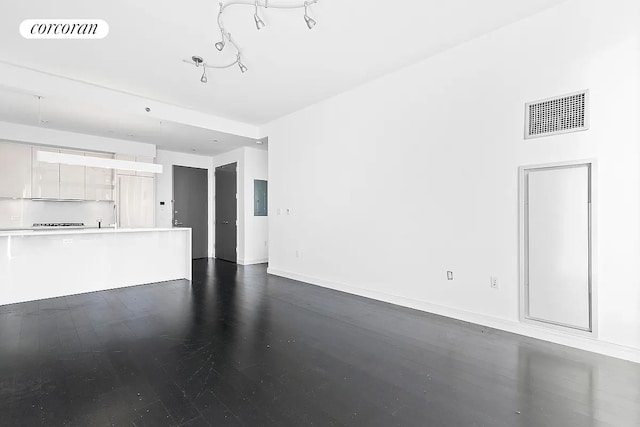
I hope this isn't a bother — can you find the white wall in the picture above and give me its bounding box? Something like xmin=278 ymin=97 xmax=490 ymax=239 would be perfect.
xmin=264 ymin=0 xmax=640 ymax=361
xmin=156 ymin=150 xmax=214 ymax=257
xmin=244 ymin=148 xmax=269 ymax=264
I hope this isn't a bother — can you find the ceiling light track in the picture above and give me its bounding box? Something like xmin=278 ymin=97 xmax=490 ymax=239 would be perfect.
xmin=184 ymin=0 xmax=320 ymax=83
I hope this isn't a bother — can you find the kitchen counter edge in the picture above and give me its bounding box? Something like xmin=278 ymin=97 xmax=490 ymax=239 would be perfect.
xmin=0 ymin=227 xmax=191 ymax=237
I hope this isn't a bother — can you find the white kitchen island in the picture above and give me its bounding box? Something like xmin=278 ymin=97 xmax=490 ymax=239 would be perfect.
xmin=0 ymin=227 xmax=191 ymax=306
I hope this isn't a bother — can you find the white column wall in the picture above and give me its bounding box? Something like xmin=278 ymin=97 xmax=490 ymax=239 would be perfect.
xmin=243 ymin=148 xmax=269 ymax=264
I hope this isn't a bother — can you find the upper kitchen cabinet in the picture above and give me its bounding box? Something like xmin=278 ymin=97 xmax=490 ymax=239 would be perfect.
xmin=0 ymin=142 xmax=32 ymax=198
xmin=32 ymin=147 xmax=60 ymax=199
xmin=59 ymin=149 xmax=85 ymax=200
xmin=85 ymin=152 xmax=115 ymax=201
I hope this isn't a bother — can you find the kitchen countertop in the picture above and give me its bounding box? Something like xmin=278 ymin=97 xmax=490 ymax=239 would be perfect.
xmin=0 ymin=227 xmax=190 ymax=237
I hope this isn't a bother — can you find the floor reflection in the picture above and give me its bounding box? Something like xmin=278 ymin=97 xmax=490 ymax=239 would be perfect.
xmin=0 ymin=258 xmax=638 ymax=426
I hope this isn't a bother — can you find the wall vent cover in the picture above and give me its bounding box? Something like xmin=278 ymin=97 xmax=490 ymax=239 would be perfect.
xmin=525 ymin=90 xmax=589 ymax=139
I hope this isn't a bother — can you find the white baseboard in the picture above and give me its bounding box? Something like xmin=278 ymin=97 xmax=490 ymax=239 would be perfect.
xmin=267 ymin=267 xmax=640 ymax=364
xmin=240 ymin=258 xmax=269 ymax=266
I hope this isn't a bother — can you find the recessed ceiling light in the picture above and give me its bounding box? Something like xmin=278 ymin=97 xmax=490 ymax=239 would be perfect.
xmin=213 ymin=139 xmax=219 ymax=143
xmin=145 ymin=107 xmax=151 ymax=112
xmin=40 ymin=120 xmax=48 ymax=124
xmin=192 ymin=148 xmax=197 ymax=152
xmin=127 ymin=133 xmax=134 ymax=137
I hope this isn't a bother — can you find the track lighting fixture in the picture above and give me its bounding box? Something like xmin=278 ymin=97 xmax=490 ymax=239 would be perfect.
xmin=254 ymin=1 xmax=266 ymax=30
xmin=304 ymin=2 xmax=316 ymax=29
xmin=215 ymin=18 xmax=226 ymax=51
xmin=238 ymin=56 xmax=248 ymax=73
xmin=254 ymin=13 xmax=266 ymax=30
xmin=183 ymin=0 xmax=321 ymax=82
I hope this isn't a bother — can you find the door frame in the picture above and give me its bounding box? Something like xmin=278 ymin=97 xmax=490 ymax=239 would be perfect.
xmin=214 ymin=162 xmax=238 ymax=263
xmin=518 ymin=159 xmax=598 ymax=337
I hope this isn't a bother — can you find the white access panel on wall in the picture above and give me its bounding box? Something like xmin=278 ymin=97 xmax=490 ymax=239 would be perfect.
xmin=520 ymin=162 xmax=593 ymax=333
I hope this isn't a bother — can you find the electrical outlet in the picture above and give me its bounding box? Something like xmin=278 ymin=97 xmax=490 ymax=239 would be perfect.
xmin=490 ymin=276 xmax=499 ymax=289
xmin=295 ymin=249 xmax=300 ymax=258
xmin=277 ymin=208 xmax=282 ymax=215
xmin=286 ymin=208 xmax=292 ymax=215
xmin=447 ymin=271 xmax=453 ymax=280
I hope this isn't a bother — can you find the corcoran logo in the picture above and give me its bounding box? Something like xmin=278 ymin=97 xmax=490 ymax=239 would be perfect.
xmin=20 ymin=19 xmax=109 ymax=39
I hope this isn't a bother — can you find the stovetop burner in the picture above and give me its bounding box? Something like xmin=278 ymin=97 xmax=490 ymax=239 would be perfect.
xmin=33 ymin=223 xmax=85 ymax=228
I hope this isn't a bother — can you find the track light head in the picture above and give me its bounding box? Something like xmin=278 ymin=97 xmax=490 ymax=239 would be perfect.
xmin=215 ymin=40 xmax=225 ymax=51
xmin=191 ymin=56 xmax=204 ymax=67
xmin=254 ymin=13 xmax=265 ymax=30
xmin=304 ymin=14 xmax=316 ymax=29
xmin=303 ymin=2 xmax=316 ymax=29
xmin=200 ymin=68 xmax=208 ymax=83
xmin=254 ymin=0 xmax=265 ymax=30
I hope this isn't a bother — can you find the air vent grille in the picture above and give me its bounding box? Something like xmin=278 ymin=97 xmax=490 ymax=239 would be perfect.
xmin=525 ymin=90 xmax=589 ymax=139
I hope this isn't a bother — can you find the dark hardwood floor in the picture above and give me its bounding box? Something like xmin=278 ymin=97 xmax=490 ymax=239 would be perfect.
xmin=0 ymin=259 xmax=639 ymax=426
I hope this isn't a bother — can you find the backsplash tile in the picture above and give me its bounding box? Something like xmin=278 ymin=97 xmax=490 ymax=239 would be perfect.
xmin=0 ymin=199 xmax=115 ymax=229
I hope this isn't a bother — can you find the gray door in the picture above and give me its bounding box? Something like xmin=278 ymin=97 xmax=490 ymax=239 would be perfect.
xmin=215 ymin=163 xmax=237 ymax=263
xmin=173 ymin=165 xmax=208 ymax=259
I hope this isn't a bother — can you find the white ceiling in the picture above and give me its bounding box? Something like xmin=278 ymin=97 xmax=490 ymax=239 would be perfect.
xmin=0 ymin=86 xmax=265 ymax=156
xmin=0 ymin=0 xmax=566 ymax=126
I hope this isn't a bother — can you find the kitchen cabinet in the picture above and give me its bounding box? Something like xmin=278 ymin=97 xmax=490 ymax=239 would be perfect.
xmin=3 ymin=144 xmax=119 ymax=201
xmin=32 ymin=147 xmax=60 ymax=199
xmin=85 ymin=152 xmax=114 ymax=201
xmin=117 ymin=175 xmax=155 ymax=228
xmin=0 ymin=142 xmax=32 ymax=198
xmin=59 ymin=149 xmax=85 ymax=200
